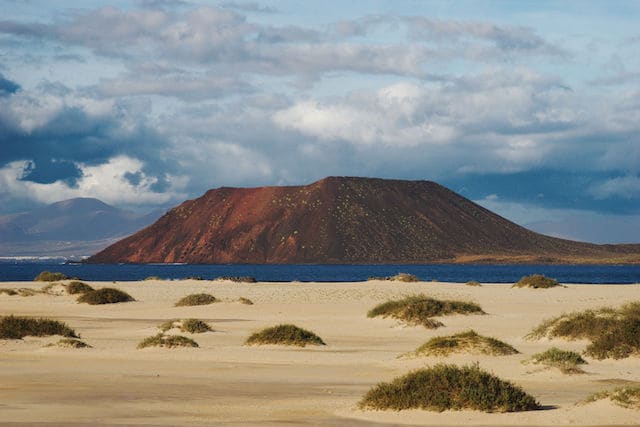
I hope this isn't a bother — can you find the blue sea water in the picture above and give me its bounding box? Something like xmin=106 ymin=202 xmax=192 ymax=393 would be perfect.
xmin=0 ymin=262 xmax=639 ymax=284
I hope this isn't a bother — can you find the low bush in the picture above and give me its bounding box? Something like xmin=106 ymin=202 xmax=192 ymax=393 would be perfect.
xmin=0 ymin=315 xmax=78 ymax=339
xmin=137 ymin=333 xmax=199 ymax=349
xmin=181 ymin=319 xmax=212 ymax=333
xmin=368 ymin=273 xmax=420 ymax=282
xmin=144 ymin=276 xmax=163 ymax=281
xmin=53 ymin=338 xmax=92 ymax=348
xmin=586 ymin=385 xmax=640 ymax=409
xmin=238 ymin=297 xmax=254 ymax=305
xmin=0 ymin=288 xmax=38 ymax=297
xmin=66 ymin=281 xmax=94 ymax=295
xmin=359 ymin=363 xmax=540 ymax=412
xmin=367 ymin=294 xmax=484 ymax=328
xmin=528 ymin=347 xmax=587 ymax=374
xmin=0 ymin=288 xmax=18 ymax=296
xmin=174 ymin=293 xmax=217 ymax=307
xmin=527 ymin=302 xmax=640 ymax=359
xmin=465 ymin=281 xmax=482 ymax=287
xmin=513 ymin=274 xmax=562 ymax=289
xmin=216 ymin=276 xmax=257 ymax=283
xmin=34 ymin=271 xmax=70 ymax=281
xmin=414 ymin=330 xmax=519 ymax=356
xmin=245 ymin=324 xmax=326 ymax=347
xmin=77 ymin=288 xmax=135 ymax=305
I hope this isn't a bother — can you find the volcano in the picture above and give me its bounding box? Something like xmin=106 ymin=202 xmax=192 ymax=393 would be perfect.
xmin=86 ymin=177 xmax=640 ymax=264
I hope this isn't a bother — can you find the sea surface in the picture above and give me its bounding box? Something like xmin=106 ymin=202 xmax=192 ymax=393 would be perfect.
xmin=0 ymin=261 xmax=639 ymax=284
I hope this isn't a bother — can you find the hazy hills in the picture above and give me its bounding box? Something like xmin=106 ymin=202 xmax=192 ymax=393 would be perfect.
xmin=87 ymin=177 xmax=640 ymax=264
xmin=0 ymin=198 xmax=162 ymax=257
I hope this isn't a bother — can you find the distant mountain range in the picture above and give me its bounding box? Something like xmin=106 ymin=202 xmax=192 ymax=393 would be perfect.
xmin=87 ymin=177 xmax=640 ymax=264
xmin=0 ymin=198 xmax=162 ymax=257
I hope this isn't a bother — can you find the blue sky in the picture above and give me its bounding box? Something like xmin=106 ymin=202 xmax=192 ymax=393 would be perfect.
xmin=0 ymin=0 xmax=639 ymax=243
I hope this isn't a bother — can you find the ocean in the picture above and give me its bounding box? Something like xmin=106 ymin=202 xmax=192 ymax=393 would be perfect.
xmin=0 ymin=262 xmax=639 ymax=284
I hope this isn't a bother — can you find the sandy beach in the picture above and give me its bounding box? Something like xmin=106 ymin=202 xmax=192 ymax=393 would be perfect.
xmin=1 ymin=279 xmax=639 ymax=426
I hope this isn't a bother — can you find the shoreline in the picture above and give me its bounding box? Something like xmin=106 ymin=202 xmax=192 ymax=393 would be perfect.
xmin=1 ymin=280 xmax=639 ymax=425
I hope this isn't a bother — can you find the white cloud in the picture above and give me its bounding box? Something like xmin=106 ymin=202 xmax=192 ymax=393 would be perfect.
xmin=590 ymin=175 xmax=640 ymax=199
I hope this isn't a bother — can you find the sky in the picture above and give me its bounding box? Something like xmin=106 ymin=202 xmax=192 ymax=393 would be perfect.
xmin=0 ymin=0 xmax=639 ymax=243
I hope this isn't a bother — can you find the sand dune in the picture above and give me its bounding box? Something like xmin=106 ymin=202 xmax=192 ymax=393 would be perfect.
xmin=1 ymin=279 xmax=639 ymax=426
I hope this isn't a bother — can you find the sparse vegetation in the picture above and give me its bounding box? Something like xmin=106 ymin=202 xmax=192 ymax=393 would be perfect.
xmin=40 ymin=282 xmax=66 ymax=295
xmin=174 ymin=293 xmax=217 ymax=307
xmin=527 ymin=302 xmax=640 ymax=359
xmin=184 ymin=276 xmax=203 ymax=280
xmin=466 ymin=280 xmax=482 ymax=287
xmin=216 ymin=276 xmax=257 ymax=283
xmin=66 ymin=281 xmax=94 ymax=295
xmin=413 ymin=330 xmax=519 ymax=356
xmin=359 ymin=363 xmax=540 ymax=412
xmin=144 ymin=276 xmax=163 ymax=281
xmin=77 ymin=288 xmax=135 ymax=305
xmin=368 ymin=273 xmax=420 ymax=282
xmin=34 ymin=271 xmax=70 ymax=281
xmin=585 ymin=385 xmax=640 ymax=409
xmin=0 ymin=288 xmax=18 ymax=296
xmin=245 ymin=324 xmax=326 ymax=347
xmin=0 ymin=287 xmax=38 ymax=297
xmin=238 ymin=297 xmax=254 ymax=305
xmin=137 ymin=333 xmax=199 ymax=349
xmin=513 ymin=274 xmax=562 ymax=289
xmin=159 ymin=318 xmax=212 ymax=333
xmin=528 ymin=347 xmax=587 ymax=374
xmin=0 ymin=315 xmax=78 ymax=339
xmin=53 ymin=338 xmax=92 ymax=348
xmin=367 ymin=294 xmax=484 ymax=328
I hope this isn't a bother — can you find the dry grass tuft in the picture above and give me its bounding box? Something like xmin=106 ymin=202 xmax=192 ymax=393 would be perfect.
xmin=52 ymin=338 xmax=92 ymax=348
xmin=585 ymin=385 xmax=640 ymax=409
xmin=527 ymin=302 xmax=640 ymax=359
xmin=174 ymin=293 xmax=217 ymax=307
xmin=528 ymin=347 xmax=587 ymax=374
xmin=369 ymin=273 xmax=420 ymax=282
xmin=359 ymin=363 xmax=540 ymax=412
xmin=77 ymin=288 xmax=135 ymax=305
xmin=216 ymin=276 xmax=257 ymax=283
xmin=245 ymin=324 xmax=326 ymax=347
xmin=465 ymin=280 xmax=482 ymax=287
xmin=238 ymin=297 xmax=254 ymax=305
xmin=159 ymin=319 xmax=212 ymax=333
xmin=414 ymin=330 xmax=519 ymax=356
xmin=137 ymin=333 xmax=199 ymax=349
xmin=66 ymin=281 xmax=94 ymax=295
xmin=367 ymin=294 xmax=484 ymax=328
xmin=0 ymin=315 xmax=78 ymax=339
xmin=513 ymin=274 xmax=563 ymax=289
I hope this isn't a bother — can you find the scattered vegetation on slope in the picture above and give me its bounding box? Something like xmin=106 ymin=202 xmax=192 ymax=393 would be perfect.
xmin=413 ymin=330 xmax=519 ymax=357
xmin=527 ymin=302 xmax=640 ymax=359
xmin=359 ymin=363 xmax=540 ymax=412
xmin=0 ymin=288 xmax=38 ymax=297
xmin=77 ymin=288 xmax=135 ymax=305
xmin=34 ymin=271 xmax=71 ymax=281
xmin=65 ymin=281 xmax=94 ymax=295
xmin=585 ymin=385 xmax=640 ymax=409
xmin=238 ymin=297 xmax=254 ymax=305
xmin=528 ymin=347 xmax=587 ymax=374
xmin=513 ymin=274 xmax=562 ymax=289
xmin=245 ymin=324 xmax=326 ymax=347
xmin=137 ymin=333 xmax=199 ymax=349
xmin=0 ymin=315 xmax=78 ymax=339
xmin=367 ymin=294 xmax=484 ymax=328
xmin=174 ymin=293 xmax=217 ymax=307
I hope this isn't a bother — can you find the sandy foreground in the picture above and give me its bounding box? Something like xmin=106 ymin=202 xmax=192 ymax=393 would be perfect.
xmin=1 ymin=279 xmax=639 ymax=426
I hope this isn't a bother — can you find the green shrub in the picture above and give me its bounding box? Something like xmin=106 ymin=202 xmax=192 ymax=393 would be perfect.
xmin=367 ymin=294 xmax=484 ymax=328
xmin=216 ymin=276 xmax=257 ymax=283
xmin=34 ymin=271 xmax=70 ymax=281
xmin=586 ymin=385 xmax=640 ymax=409
xmin=53 ymin=338 xmax=92 ymax=348
xmin=528 ymin=347 xmax=587 ymax=374
xmin=527 ymin=302 xmax=640 ymax=359
xmin=0 ymin=315 xmax=78 ymax=339
xmin=174 ymin=293 xmax=217 ymax=307
xmin=238 ymin=297 xmax=254 ymax=305
xmin=465 ymin=281 xmax=482 ymax=287
xmin=159 ymin=318 xmax=212 ymax=333
xmin=137 ymin=333 xmax=199 ymax=349
xmin=414 ymin=330 xmax=519 ymax=356
xmin=66 ymin=281 xmax=94 ymax=295
xmin=359 ymin=363 xmax=540 ymax=412
xmin=245 ymin=324 xmax=326 ymax=347
xmin=513 ymin=274 xmax=562 ymax=289
xmin=77 ymin=288 xmax=135 ymax=305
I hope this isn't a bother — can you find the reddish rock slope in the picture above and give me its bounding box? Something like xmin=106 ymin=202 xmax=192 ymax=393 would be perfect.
xmin=87 ymin=177 xmax=640 ymax=264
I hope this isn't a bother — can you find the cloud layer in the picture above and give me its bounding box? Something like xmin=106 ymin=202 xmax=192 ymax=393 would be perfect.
xmin=0 ymin=1 xmax=638 ymax=241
